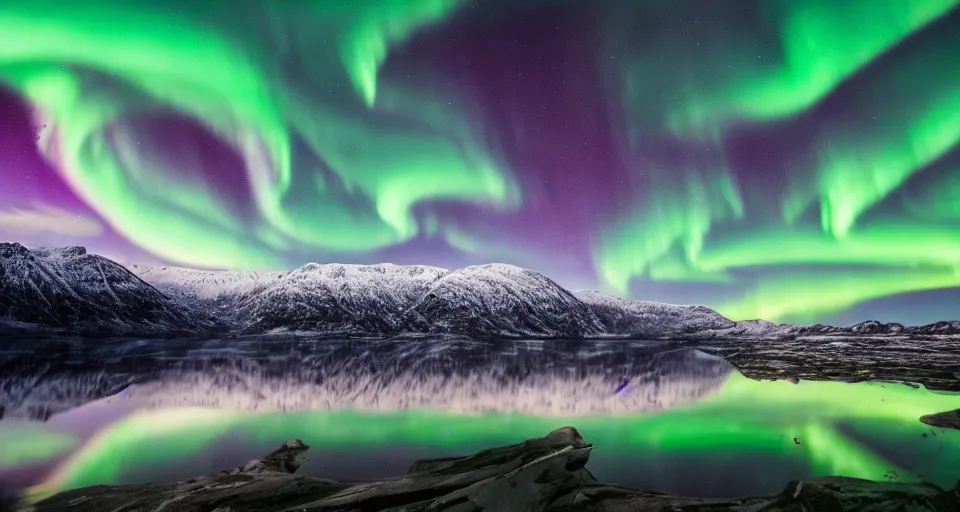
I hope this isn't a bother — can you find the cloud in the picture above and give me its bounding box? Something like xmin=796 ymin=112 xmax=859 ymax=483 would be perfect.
xmin=0 ymin=203 xmax=103 ymax=238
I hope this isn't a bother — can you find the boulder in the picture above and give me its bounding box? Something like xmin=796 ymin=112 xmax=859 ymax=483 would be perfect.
xmin=921 ymin=409 xmax=960 ymax=431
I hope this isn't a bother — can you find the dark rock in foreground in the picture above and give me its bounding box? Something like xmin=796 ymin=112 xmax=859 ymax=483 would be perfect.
xmin=922 ymin=409 xmax=960 ymax=431
xmin=27 ymin=428 xmax=960 ymax=512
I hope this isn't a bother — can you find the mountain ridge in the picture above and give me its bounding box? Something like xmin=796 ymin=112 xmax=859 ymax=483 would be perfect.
xmin=0 ymin=243 xmax=212 ymax=337
xmin=2 ymin=242 xmax=958 ymax=339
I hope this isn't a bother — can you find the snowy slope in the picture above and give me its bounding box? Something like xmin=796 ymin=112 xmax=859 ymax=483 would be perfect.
xmin=574 ymin=290 xmax=805 ymax=339
xmin=234 ymin=263 xmax=448 ymax=334
xmin=403 ymin=264 xmax=604 ymax=338
xmin=127 ymin=265 xmax=284 ymax=306
xmin=0 ymin=243 xmax=201 ymax=336
xmin=575 ymin=290 xmax=736 ymax=337
xmin=8 ymin=243 xmax=959 ymax=339
xmin=135 ymin=262 xmax=606 ymax=338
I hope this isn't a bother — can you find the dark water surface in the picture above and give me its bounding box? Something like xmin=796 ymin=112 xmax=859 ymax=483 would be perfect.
xmin=0 ymin=337 xmax=957 ymax=500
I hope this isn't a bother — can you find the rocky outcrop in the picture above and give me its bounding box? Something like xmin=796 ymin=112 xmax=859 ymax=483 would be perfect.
xmin=26 ymin=428 xmax=960 ymax=512
xmin=912 ymin=321 xmax=960 ymax=335
xmin=850 ymin=320 xmax=906 ymax=335
xmin=797 ymin=320 xmax=960 ymax=337
xmin=922 ymin=409 xmax=960 ymax=431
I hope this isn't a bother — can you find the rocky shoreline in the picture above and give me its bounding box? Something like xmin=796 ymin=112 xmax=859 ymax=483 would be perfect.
xmin=20 ymin=427 xmax=960 ymax=512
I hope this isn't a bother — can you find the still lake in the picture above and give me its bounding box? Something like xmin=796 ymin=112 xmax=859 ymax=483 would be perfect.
xmin=0 ymin=337 xmax=957 ymax=500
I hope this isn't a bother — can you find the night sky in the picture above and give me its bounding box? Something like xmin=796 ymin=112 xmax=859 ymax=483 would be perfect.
xmin=1 ymin=0 xmax=958 ymax=326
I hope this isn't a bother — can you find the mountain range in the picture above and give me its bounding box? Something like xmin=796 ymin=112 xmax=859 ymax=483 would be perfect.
xmin=2 ymin=242 xmax=959 ymax=338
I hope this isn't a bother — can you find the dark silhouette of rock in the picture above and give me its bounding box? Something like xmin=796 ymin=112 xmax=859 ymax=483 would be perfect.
xmin=29 ymin=428 xmax=960 ymax=512
xmin=0 ymin=485 xmax=19 ymax=512
xmin=921 ymin=409 xmax=960 ymax=431
xmin=238 ymin=438 xmax=310 ymax=474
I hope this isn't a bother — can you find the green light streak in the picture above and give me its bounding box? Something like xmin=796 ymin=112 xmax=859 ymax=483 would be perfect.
xmin=0 ymin=0 xmax=515 ymax=266
xmin=680 ymin=222 xmax=960 ymax=322
xmin=696 ymin=223 xmax=960 ymax=272
xmin=718 ymin=268 xmax=960 ymax=323
xmin=336 ymin=0 xmax=467 ymax=107
xmin=799 ymin=422 xmax=907 ymax=478
xmin=811 ymin=87 xmax=960 ymax=237
xmin=903 ymin=165 xmax=960 ymax=220
xmin=775 ymin=9 xmax=960 ymax=237
xmin=595 ymin=169 xmax=743 ymax=293
xmin=597 ymin=219 xmax=960 ymax=322
xmin=600 ymin=1 xmax=960 ymax=321
xmin=663 ymin=0 xmax=960 ymax=134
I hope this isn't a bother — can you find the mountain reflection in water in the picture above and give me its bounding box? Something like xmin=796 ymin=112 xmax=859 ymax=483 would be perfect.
xmin=0 ymin=337 xmax=958 ymax=500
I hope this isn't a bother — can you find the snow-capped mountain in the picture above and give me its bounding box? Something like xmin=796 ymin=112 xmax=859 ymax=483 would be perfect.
xmin=129 ymin=262 xmax=604 ymax=338
xmin=4 ymin=243 xmax=959 ymax=339
xmin=0 ymin=243 xmax=203 ymax=336
xmin=402 ymin=264 xmax=604 ymax=338
xmin=234 ymin=263 xmax=448 ymax=334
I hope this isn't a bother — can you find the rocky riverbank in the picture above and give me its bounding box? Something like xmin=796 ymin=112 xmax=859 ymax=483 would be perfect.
xmin=20 ymin=427 xmax=960 ymax=512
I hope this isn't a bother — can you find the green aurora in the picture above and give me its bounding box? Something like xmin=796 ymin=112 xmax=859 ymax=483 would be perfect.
xmin=597 ymin=0 xmax=960 ymax=323
xmin=0 ymin=0 xmax=959 ymax=324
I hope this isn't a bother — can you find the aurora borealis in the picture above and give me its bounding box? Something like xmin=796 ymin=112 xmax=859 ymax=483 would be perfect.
xmin=1 ymin=0 xmax=959 ymax=325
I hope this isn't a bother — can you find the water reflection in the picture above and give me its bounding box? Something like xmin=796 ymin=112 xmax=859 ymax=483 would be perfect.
xmin=0 ymin=337 xmax=957 ymax=500
xmin=0 ymin=338 xmax=731 ymax=419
